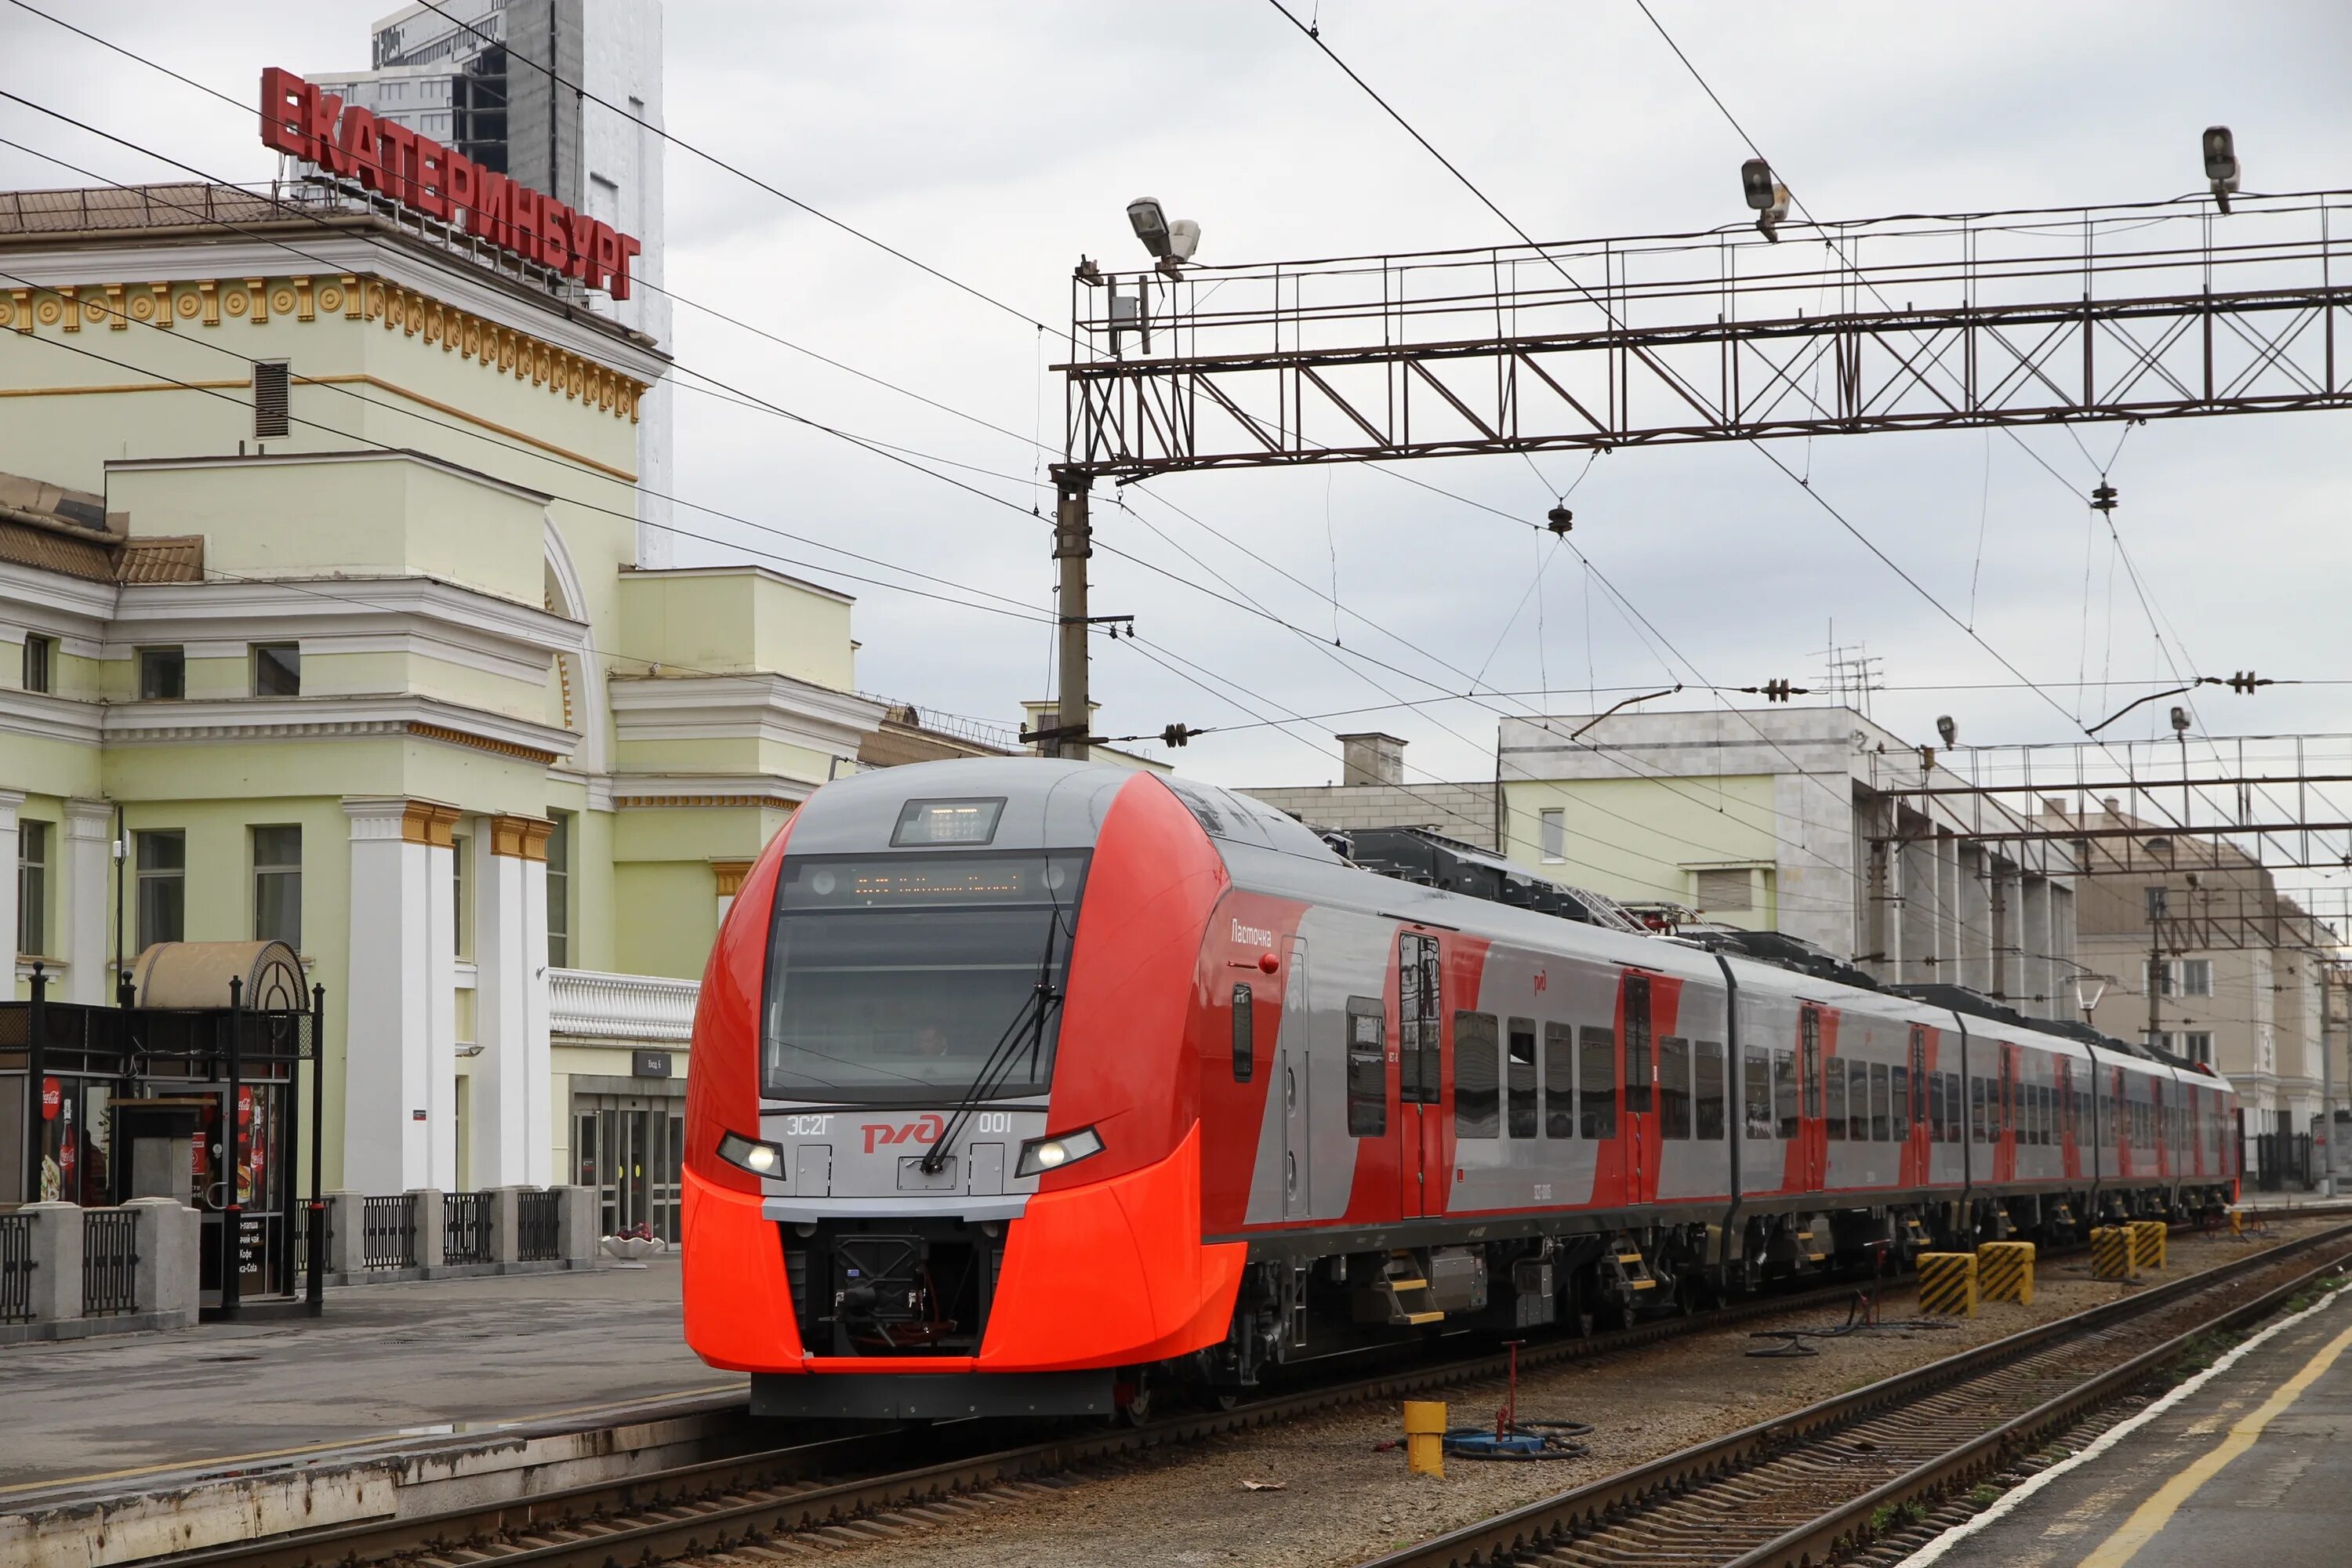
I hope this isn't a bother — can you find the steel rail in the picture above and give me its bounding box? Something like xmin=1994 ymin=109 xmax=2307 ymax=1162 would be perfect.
xmin=1356 ymin=1221 xmax=2352 ymax=1568
xmin=130 ymin=1261 xmax=1951 ymax=1568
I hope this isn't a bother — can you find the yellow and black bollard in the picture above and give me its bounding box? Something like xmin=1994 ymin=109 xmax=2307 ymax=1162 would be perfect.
xmin=1976 ymin=1240 xmax=2035 ymax=1305
xmin=2091 ymin=1225 xmax=2138 ymax=1282
xmin=1917 ymin=1251 xmax=1979 ymax=1317
xmin=2129 ymin=1219 xmax=2168 ymax=1272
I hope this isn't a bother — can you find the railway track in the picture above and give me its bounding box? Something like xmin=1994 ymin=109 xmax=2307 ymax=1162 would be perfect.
xmin=1359 ymin=1220 xmax=2352 ymax=1568
xmin=129 ymin=1258 xmax=1954 ymax=1568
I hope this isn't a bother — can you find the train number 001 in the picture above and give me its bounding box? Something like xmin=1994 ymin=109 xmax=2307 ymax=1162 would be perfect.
xmin=974 ymin=1112 xmax=1014 ymax=1134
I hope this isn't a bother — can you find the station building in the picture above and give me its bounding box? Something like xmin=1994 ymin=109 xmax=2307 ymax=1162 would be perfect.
xmin=0 ymin=169 xmax=890 ymax=1236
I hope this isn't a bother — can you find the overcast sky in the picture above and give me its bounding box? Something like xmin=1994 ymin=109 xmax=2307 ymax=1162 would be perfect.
xmin=5 ymin=1 xmax=2350 ymax=811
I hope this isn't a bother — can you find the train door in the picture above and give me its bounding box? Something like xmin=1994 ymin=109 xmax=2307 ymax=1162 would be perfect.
xmin=1396 ymin=931 xmax=1443 ymax=1218
xmin=1619 ymin=975 xmax=1655 ymax=1206
xmin=1907 ymin=1024 xmax=1930 ymax=1185
xmin=1279 ymin=936 xmax=1312 ymax=1219
xmin=1798 ymin=1005 xmax=1826 ymax=1192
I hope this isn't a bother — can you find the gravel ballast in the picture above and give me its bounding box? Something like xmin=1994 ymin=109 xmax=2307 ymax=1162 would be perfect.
xmin=735 ymin=1218 xmax=2345 ymax=1568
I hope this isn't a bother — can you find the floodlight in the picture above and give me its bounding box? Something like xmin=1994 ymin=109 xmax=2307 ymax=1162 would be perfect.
xmin=1127 ymin=198 xmax=1173 ymax=259
xmin=1167 ymin=219 xmax=1202 ymax=263
xmin=1936 ymin=714 xmax=1958 ymax=748
xmin=2170 ymin=704 xmax=2191 ymax=735
xmin=1740 ymin=158 xmax=1790 ymax=242
xmin=2203 ymin=126 xmax=2239 ymax=213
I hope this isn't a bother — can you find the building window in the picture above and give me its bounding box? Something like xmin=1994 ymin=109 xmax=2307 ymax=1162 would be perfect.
xmin=252 ymin=642 xmax=301 ymax=697
xmin=22 ymin=633 xmax=54 ymax=693
xmin=1538 ymin=808 xmax=1565 ymax=863
xmin=546 ymin=810 xmax=572 ymax=968
xmin=16 ymin=818 xmax=49 ymax=956
xmin=136 ymin=830 xmax=186 ymax=951
xmin=452 ymin=832 xmax=471 ymax=958
xmin=1695 ymin=866 xmax=1754 ymax=912
xmin=2180 ymin=958 xmax=2211 ymax=996
xmin=252 ymin=825 xmax=301 ymax=948
xmin=252 ymin=360 xmax=289 ymax=441
xmin=138 ymin=647 xmax=185 ymax=700
xmin=2185 ymin=1031 xmax=2214 ymax=1067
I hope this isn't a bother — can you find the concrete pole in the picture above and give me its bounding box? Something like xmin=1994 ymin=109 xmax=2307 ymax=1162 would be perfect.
xmin=1051 ymin=474 xmax=1092 ymax=759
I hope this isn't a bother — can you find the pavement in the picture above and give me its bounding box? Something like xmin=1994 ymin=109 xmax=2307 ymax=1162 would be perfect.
xmin=0 ymin=1256 xmax=742 ymax=1494
xmin=1919 ymin=1281 xmax=2352 ymax=1568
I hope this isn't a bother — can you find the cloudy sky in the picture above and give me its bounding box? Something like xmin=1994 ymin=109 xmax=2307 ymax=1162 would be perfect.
xmin=5 ymin=0 xmax=2350 ymax=809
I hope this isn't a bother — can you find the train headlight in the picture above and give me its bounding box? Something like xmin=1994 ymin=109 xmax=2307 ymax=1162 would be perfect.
xmin=717 ymin=1131 xmax=786 ymax=1178
xmin=1017 ymin=1125 xmax=1105 ymax=1178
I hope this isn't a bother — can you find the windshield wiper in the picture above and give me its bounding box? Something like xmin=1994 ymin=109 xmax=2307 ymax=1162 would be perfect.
xmin=918 ymin=920 xmax=1062 ymax=1173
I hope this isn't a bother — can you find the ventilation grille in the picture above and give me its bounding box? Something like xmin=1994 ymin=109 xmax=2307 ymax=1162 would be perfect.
xmin=252 ymin=361 xmax=290 ymax=439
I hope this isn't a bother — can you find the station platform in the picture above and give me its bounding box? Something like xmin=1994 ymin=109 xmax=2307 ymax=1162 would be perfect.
xmin=0 ymin=1254 xmax=738 ymax=1497
xmin=1919 ymin=1283 xmax=2352 ymax=1567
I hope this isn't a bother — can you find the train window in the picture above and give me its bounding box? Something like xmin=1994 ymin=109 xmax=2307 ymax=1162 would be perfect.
xmin=1824 ymin=1054 xmax=1847 ymax=1140
xmin=1454 ymin=1012 xmax=1500 ymax=1140
xmin=1773 ymin=1049 xmax=1797 ymax=1140
xmin=1695 ymin=1041 xmax=1726 ymax=1141
xmin=1891 ymin=1065 xmax=1910 ymax=1144
xmin=1659 ymin=1036 xmax=1691 ymax=1139
xmin=1623 ymin=976 xmax=1653 ymax=1117
xmin=1231 ymin=984 xmax=1254 ymax=1083
xmin=1928 ymin=1070 xmax=1947 ymax=1142
xmin=1869 ymin=1062 xmax=1890 ymax=1142
xmin=1507 ymin=1018 xmax=1538 ymax=1139
xmin=1544 ymin=1022 xmax=1576 ymax=1138
xmin=1397 ymin=934 xmax=1443 ymax=1105
xmin=1970 ymin=1076 xmax=1989 ymax=1143
xmin=1848 ymin=1060 xmax=1869 ymax=1141
xmin=1743 ymin=1047 xmax=1773 ymax=1141
xmin=1579 ymin=1025 xmax=1617 ymax=1141
xmin=1947 ymin=1074 xmax=1963 ymax=1143
xmin=1345 ymin=998 xmax=1386 ymax=1138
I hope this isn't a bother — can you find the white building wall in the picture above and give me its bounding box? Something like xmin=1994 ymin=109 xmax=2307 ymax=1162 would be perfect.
xmin=579 ymin=0 xmax=671 ymax=572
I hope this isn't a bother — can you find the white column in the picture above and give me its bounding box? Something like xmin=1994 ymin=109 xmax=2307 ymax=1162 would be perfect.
xmin=0 ymin=789 xmax=21 ymax=979
xmin=477 ymin=815 xmax=554 ymax=1188
xmin=342 ymin=797 xmax=459 ymax=1194
xmin=61 ymin=798 xmax=111 ymax=1004
xmin=425 ymin=830 xmax=459 ymax=1191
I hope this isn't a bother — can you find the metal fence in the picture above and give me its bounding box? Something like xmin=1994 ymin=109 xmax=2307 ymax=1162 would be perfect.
xmin=81 ymin=1209 xmax=138 ymax=1316
xmin=444 ymin=1192 xmax=493 ymax=1266
xmin=361 ymin=1194 xmax=418 ymax=1270
xmin=517 ymin=1190 xmax=561 ymax=1262
xmin=0 ymin=1213 xmax=32 ymax=1322
xmin=2255 ymin=1132 xmax=2317 ymax=1192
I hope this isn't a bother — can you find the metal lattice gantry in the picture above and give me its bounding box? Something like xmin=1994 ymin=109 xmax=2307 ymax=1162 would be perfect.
xmin=1060 ymin=189 xmax=2352 ymax=477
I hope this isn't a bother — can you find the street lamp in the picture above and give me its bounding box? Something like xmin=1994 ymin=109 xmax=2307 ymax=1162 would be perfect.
xmin=1127 ymin=198 xmax=1201 ymax=273
xmin=1740 ymin=158 xmax=1790 ymax=243
xmin=2204 ymin=126 xmax=2240 ymax=215
xmin=1936 ymin=715 xmax=1958 ymax=748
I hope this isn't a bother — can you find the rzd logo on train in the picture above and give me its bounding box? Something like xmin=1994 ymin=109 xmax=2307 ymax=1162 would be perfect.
xmin=862 ymin=1114 xmax=946 ymax=1153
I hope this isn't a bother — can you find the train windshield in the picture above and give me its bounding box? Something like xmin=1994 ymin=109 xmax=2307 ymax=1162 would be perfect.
xmin=760 ymin=852 xmax=1087 ymax=1105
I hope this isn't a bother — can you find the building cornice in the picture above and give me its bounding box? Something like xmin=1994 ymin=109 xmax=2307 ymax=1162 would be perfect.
xmin=608 ymin=673 xmax=887 ymax=756
xmin=608 ymin=775 xmax=813 ymax=811
xmin=111 ymin=572 xmax=584 ymax=664
xmin=0 ymin=686 xmax=104 ymax=746
xmin=0 ymin=262 xmax=657 ymax=423
xmin=108 ymin=446 xmax=555 ymax=506
xmin=101 ymin=692 xmax=576 ymax=763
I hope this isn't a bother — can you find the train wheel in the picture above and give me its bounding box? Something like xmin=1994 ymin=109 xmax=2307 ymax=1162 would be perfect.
xmin=1113 ymin=1371 xmax=1152 ymax=1426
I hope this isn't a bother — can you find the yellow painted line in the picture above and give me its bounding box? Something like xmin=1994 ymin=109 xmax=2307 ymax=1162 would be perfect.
xmin=0 ymin=1381 xmax=745 ymax=1496
xmin=2077 ymin=1315 xmax=2352 ymax=1568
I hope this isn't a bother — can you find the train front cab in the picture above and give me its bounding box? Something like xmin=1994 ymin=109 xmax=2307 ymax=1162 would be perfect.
xmin=681 ymin=760 xmax=1248 ymax=1420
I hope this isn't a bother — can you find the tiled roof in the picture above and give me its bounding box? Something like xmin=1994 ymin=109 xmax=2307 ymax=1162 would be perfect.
xmin=114 ymin=535 xmax=204 ymax=583
xmin=0 ymin=517 xmax=112 ymax=582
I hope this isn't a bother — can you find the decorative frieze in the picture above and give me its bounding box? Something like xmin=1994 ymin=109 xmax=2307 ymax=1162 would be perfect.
xmin=0 ymin=272 xmax=644 ymax=423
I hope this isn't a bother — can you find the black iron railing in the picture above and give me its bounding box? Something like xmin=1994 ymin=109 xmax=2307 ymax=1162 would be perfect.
xmin=361 ymin=1194 xmax=417 ymax=1269
xmin=81 ymin=1209 xmax=138 ymax=1316
xmin=0 ymin=1213 xmax=33 ymax=1322
xmin=444 ymin=1192 xmax=493 ymax=1265
xmin=517 ymin=1190 xmax=561 ymax=1261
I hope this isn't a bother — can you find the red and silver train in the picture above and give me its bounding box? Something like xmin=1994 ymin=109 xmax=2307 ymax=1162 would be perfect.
xmin=683 ymin=759 xmax=2238 ymax=1419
